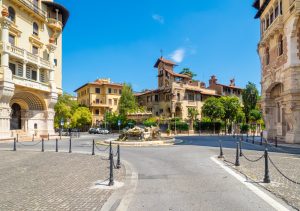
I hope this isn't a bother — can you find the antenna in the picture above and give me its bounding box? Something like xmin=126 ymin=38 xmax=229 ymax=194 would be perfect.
xmin=160 ymin=49 xmax=163 ymax=58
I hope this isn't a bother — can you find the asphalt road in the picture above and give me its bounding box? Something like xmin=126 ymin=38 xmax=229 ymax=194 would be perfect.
xmin=0 ymin=134 xmax=293 ymax=211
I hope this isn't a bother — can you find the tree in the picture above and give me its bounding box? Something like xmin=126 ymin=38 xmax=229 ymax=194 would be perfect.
xmin=249 ymin=109 xmax=263 ymax=134
xmin=242 ymin=82 xmax=259 ymax=123
xmin=54 ymin=93 xmax=78 ymax=128
xmin=202 ymin=97 xmax=225 ymax=133
xmin=119 ymin=83 xmax=138 ymax=115
xmin=71 ymin=107 xmax=92 ymax=128
xmin=179 ymin=68 xmax=197 ymax=79
xmin=188 ymin=108 xmax=199 ymax=131
xmin=220 ymin=96 xmax=241 ymax=134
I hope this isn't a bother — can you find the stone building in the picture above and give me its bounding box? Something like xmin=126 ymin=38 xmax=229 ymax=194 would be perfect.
xmin=74 ymin=78 xmax=123 ymax=126
xmin=0 ymin=0 xmax=69 ymax=139
xmin=253 ymin=0 xmax=300 ymax=143
xmin=136 ymin=57 xmax=242 ymax=120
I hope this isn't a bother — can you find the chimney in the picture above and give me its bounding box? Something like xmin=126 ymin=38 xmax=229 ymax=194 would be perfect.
xmin=229 ymin=78 xmax=235 ymax=87
xmin=209 ymin=75 xmax=217 ymax=86
xmin=200 ymin=82 xmax=206 ymax=88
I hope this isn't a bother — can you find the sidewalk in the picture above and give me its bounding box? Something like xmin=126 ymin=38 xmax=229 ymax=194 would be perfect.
xmin=0 ymin=151 xmax=125 ymax=210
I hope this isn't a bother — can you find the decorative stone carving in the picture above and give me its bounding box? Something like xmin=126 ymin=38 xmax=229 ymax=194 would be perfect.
xmin=1 ymin=8 xmax=9 ymax=17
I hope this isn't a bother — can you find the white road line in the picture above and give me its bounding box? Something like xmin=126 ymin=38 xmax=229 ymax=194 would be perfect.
xmin=211 ymin=156 xmax=291 ymax=211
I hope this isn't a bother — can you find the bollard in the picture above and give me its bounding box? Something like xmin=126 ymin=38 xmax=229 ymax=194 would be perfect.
xmin=109 ymin=141 xmax=112 ymax=157
xmin=218 ymin=140 xmax=224 ymax=158
xmin=32 ymin=134 xmax=34 ymax=142
xmin=275 ymin=137 xmax=278 ymax=148
xmin=263 ymin=149 xmax=271 ymax=183
xmin=13 ymin=138 xmax=16 ymax=151
xmin=41 ymin=138 xmax=44 ymax=152
xmin=55 ymin=138 xmax=58 ymax=152
xmin=116 ymin=144 xmax=121 ymax=169
xmin=235 ymin=142 xmax=240 ymax=166
xmin=108 ymin=152 xmax=114 ymax=186
xmin=246 ymin=133 xmax=248 ymax=142
xmin=252 ymin=134 xmax=255 ymax=144
xmin=239 ymin=139 xmax=243 ymax=157
xmin=69 ymin=138 xmax=72 ymax=153
xmin=92 ymin=139 xmax=95 ymax=155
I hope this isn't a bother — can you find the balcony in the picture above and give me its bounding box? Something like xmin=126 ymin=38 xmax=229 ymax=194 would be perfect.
xmin=12 ymin=75 xmax=51 ymax=92
xmin=261 ymin=16 xmax=283 ymax=42
xmin=5 ymin=44 xmax=51 ymax=69
xmin=10 ymin=0 xmax=47 ymax=20
xmin=90 ymin=103 xmax=109 ymax=108
xmin=47 ymin=18 xmax=63 ymax=32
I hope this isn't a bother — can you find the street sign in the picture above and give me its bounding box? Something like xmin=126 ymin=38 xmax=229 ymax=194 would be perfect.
xmin=118 ymin=120 xmax=121 ymax=126
xmin=60 ymin=119 xmax=64 ymax=126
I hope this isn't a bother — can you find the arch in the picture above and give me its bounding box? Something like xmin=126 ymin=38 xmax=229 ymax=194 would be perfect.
xmin=33 ymin=22 xmax=39 ymax=36
xmin=8 ymin=6 xmax=16 ymax=23
xmin=265 ymin=82 xmax=283 ymax=95
xmin=10 ymin=92 xmax=46 ymax=111
xmin=10 ymin=103 xmax=21 ymax=130
xmin=175 ymin=106 xmax=182 ymax=118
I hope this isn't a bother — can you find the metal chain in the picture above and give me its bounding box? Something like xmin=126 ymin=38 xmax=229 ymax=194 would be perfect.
xmin=17 ymin=141 xmax=42 ymax=147
xmin=268 ymin=155 xmax=300 ymax=185
xmin=242 ymin=153 xmax=264 ymax=163
xmin=94 ymin=144 xmax=109 ymax=152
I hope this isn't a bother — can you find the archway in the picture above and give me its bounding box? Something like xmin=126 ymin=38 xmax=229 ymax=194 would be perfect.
xmin=10 ymin=103 xmax=21 ymax=130
xmin=175 ymin=107 xmax=182 ymax=119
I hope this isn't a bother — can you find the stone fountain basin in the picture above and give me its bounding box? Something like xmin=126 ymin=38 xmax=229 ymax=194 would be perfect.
xmin=98 ymin=138 xmax=182 ymax=147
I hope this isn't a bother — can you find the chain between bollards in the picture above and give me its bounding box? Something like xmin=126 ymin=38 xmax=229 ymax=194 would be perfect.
xmin=41 ymin=138 xmax=44 ymax=152
xmin=235 ymin=142 xmax=240 ymax=166
xmin=108 ymin=152 xmax=114 ymax=186
xmin=69 ymin=138 xmax=72 ymax=153
xmin=13 ymin=138 xmax=16 ymax=151
xmin=116 ymin=144 xmax=121 ymax=169
xmin=218 ymin=140 xmax=224 ymax=158
xmin=263 ymin=148 xmax=271 ymax=183
xmin=55 ymin=138 xmax=58 ymax=152
xmin=92 ymin=139 xmax=95 ymax=155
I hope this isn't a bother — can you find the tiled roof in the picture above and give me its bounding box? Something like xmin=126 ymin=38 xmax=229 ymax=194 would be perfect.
xmin=154 ymin=57 xmax=177 ymax=68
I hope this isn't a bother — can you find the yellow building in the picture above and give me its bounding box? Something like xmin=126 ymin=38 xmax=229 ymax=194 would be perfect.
xmin=0 ymin=0 xmax=69 ymax=139
xmin=254 ymin=0 xmax=300 ymax=143
xmin=74 ymin=79 xmax=123 ymax=126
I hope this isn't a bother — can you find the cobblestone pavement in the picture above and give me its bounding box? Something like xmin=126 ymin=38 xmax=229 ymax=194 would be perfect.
xmin=220 ymin=141 xmax=300 ymax=210
xmin=0 ymin=151 xmax=125 ymax=211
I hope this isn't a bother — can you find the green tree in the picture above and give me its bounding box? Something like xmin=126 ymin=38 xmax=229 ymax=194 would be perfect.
xmin=71 ymin=106 xmax=92 ymax=128
xmin=179 ymin=68 xmax=197 ymax=79
xmin=188 ymin=108 xmax=199 ymax=131
xmin=242 ymin=82 xmax=259 ymax=123
xmin=220 ymin=96 xmax=241 ymax=134
xmin=202 ymin=97 xmax=225 ymax=133
xmin=119 ymin=83 xmax=138 ymax=115
xmin=54 ymin=93 xmax=78 ymax=128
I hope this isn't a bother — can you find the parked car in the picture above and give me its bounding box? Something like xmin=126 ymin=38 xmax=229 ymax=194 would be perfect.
xmin=89 ymin=128 xmax=97 ymax=134
xmin=96 ymin=128 xmax=110 ymax=134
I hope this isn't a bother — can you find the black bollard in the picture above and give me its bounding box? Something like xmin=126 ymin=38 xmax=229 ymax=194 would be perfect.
xmin=239 ymin=139 xmax=243 ymax=157
xmin=108 ymin=152 xmax=114 ymax=186
xmin=13 ymin=138 xmax=16 ymax=151
xmin=252 ymin=134 xmax=255 ymax=144
xmin=92 ymin=139 xmax=95 ymax=155
xmin=116 ymin=144 xmax=121 ymax=169
xmin=109 ymin=141 xmax=112 ymax=157
xmin=275 ymin=137 xmax=278 ymax=148
xmin=55 ymin=138 xmax=58 ymax=152
xmin=218 ymin=140 xmax=224 ymax=158
xmin=69 ymin=138 xmax=72 ymax=153
xmin=235 ymin=142 xmax=240 ymax=166
xmin=41 ymin=138 xmax=44 ymax=152
xmin=263 ymin=149 xmax=270 ymax=183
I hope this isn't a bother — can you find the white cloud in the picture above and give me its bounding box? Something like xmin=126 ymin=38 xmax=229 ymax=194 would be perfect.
xmin=170 ymin=48 xmax=185 ymax=63
xmin=152 ymin=14 xmax=164 ymax=24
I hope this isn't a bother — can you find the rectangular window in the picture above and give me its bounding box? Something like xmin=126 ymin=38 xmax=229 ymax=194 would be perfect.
xmin=96 ymin=99 xmax=100 ymax=104
xmin=95 ymin=88 xmax=100 ymax=93
xmin=40 ymin=69 xmax=46 ymax=82
xmin=95 ymin=109 xmax=100 ymax=115
xmin=32 ymin=46 xmax=39 ymax=55
xmin=114 ymin=89 xmax=117 ymax=94
xmin=9 ymin=34 xmax=15 ymax=45
xmin=54 ymin=59 xmax=58 ymax=66
xmin=108 ymin=88 xmax=112 ymax=94
xmin=155 ymin=95 xmax=159 ymax=102
xmin=17 ymin=62 xmax=23 ymax=77
xmin=109 ymin=99 xmax=112 ymax=105
xmin=114 ymin=99 xmax=118 ymax=105
xmin=119 ymin=89 xmax=122 ymax=95
xmin=31 ymin=70 xmax=37 ymax=81
xmin=9 ymin=63 xmax=16 ymax=75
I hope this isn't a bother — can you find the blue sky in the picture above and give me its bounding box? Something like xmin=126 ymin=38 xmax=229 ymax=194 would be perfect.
xmin=57 ymin=0 xmax=260 ymax=94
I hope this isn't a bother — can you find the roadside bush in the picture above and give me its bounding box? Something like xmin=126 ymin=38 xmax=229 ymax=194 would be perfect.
xmin=240 ymin=124 xmax=249 ymax=133
xmin=196 ymin=122 xmax=222 ymax=133
xmin=143 ymin=117 xmax=158 ymax=127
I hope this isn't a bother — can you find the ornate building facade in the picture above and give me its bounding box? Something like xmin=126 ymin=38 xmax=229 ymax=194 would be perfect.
xmin=74 ymin=78 xmax=123 ymax=126
xmin=0 ymin=0 xmax=69 ymax=139
xmin=136 ymin=57 xmax=242 ymax=120
xmin=254 ymin=0 xmax=300 ymax=143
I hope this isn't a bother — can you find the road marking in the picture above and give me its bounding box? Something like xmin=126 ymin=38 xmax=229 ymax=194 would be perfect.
xmin=211 ymin=156 xmax=290 ymax=211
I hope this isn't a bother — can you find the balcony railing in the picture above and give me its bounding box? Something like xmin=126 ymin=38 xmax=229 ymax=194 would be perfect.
xmin=14 ymin=0 xmax=47 ymax=18
xmin=262 ymin=15 xmax=283 ymax=41
xmin=12 ymin=75 xmax=50 ymax=92
xmin=8 ymin=45 xmax=51 ymax=69
xmin=47 ymin=18 xmax=63 ymax=31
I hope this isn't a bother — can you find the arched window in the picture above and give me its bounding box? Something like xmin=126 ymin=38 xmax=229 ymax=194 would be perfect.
xmin=8 ymin=7 xmax=16 ymax=23
xmin=265 ymin=47 xmax=270 ymax=65
xmin=278 ymin=35 xmax=284 ymax=56
xmin=33 ymin=22 xmax=39 ymax=36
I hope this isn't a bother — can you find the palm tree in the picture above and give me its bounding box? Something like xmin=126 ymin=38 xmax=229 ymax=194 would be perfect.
xmin=188 ymin=108 xmax=199 ymax=131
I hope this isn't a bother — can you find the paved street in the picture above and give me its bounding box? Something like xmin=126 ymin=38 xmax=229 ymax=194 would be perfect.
xmin=0 ymin=134 xmax=295 ymax=210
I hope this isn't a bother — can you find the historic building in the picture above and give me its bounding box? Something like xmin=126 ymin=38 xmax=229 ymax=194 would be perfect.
xmin=74 ymin=78 xmax=123 ymax=126
xmin=0 ymin=0 xmax=69 ymax=139
xmin=253 ymin=0 xmax=300 ymax=143
xmin=208 ymin=75 xmax=242 ymax=99
xmin=136 ymin=57 xmax=242 ymax=120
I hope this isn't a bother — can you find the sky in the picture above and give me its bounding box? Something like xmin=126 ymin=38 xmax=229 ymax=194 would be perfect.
xmin=57 ymin=0 xmax=261 ymax=94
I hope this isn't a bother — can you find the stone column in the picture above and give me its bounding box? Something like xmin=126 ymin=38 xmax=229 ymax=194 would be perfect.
xmin=0 ymin=10 xmax=15 ymax=139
